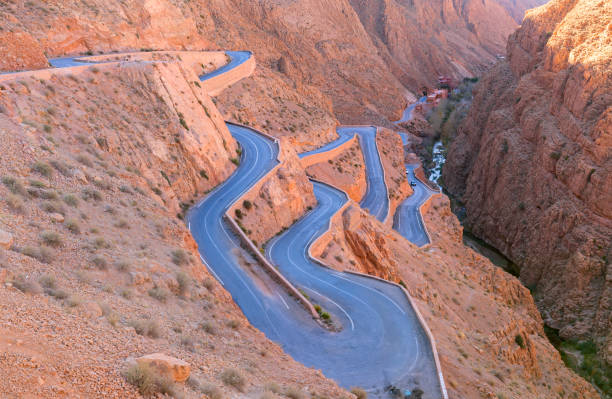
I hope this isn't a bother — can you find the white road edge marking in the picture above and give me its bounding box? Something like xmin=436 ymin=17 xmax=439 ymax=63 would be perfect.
xmin=277 ymin=293 xmax=290 ymax=309
xmin=200 ymin=255 xmax=224 ymax=286
xmin=304 ymin=287 xmax=355 ymax=331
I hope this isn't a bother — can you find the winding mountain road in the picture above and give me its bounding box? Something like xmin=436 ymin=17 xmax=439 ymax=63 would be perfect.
xmin=21 ymin=51 xmax=444 ymax=398
xmin=301 ymin=126 xmax=389 ymax=221
xmin=393 ymin=165 xmax=439 ymax=247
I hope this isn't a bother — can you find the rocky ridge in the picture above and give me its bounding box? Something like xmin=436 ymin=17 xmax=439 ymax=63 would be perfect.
xmin=443 ymin=0 xmax=611 ymax=363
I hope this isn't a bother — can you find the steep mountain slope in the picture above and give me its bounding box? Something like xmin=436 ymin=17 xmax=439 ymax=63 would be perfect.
xmin=347 ymin=0 xmax=548 ymax=91
xmin=1 ymin=0 xmax=545 ymax=127
xmin=443 ymin=0 xmax=611 ymax=364
xmin=0 ymin=56 xmax=346 ymax=398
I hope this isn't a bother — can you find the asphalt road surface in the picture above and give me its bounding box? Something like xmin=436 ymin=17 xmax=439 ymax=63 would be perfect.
xmin=393 ymin=165 xmax=440 ymax=247
xmin=318 ymin=127 xmax=389 ymax=221
xmin=199 ymin=51 xmax=252 ymax=81
xmin=395 ymin=96 xmax=427 ymax=125
xmin=35 ymin=51 xmax=441 ymax=398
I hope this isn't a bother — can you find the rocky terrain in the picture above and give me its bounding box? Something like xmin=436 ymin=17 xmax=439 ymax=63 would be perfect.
xmin=310 ymin=174 xmax=600 ymax=399
xmin=443 ymin=0 xmax=611 ymax=381
xmin=0 ymin=0 xmax=544 ymax=128
xmin=1 ymin=0 xmax=608 ymax=397
xmin=348 ymin=0 xmax=548 ymax=92
xmin=0 ymin=57 xmax=346 ymax=398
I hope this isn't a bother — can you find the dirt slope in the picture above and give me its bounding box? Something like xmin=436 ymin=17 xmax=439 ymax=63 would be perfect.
xmin=0 ymin=59 xmax=346 ymax=398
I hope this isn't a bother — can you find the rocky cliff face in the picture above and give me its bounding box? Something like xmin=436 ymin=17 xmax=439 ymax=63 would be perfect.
xmin=347 ymin=0 xmax=548 ymax=91
xmin=1 ymin=0 xmax=545 ymax=127
xmin=443 ymin=0 xmax=611 ymax=361
xmin=312 ymin=185 xmax=600 ymax=398
xmin=229 ymin=139 xmax=317 ymax=247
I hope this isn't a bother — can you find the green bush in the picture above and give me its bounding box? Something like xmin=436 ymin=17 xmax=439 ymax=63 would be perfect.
xmin=515 ymin=334 xmax=525 ymax=349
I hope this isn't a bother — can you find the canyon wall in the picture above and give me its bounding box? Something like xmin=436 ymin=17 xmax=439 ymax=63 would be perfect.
xmin=443 ymin=0 xmax=611 ymax=360
xmin=347 ymin=0 xmax=548 ymax=91
xmin=1 ymin=0 xmax=544 ymax=127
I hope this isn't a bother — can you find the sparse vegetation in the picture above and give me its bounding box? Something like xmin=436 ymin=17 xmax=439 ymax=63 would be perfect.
xmin=130 ymin=319 xmax=161 ymax=338
xmin=220 ymin=368 xmax=245 ymax=391
xmin=2 ymin=176 xmax=26 ymax=195
xmin=62 ymin=194 xmax=79 ymax=207
xmin=32 ymin=161 xmax=53 ymax=178
xmin=226 ymin=319 xmax=240 ymax=330
xmin=93 ymin=237 xmax=111 ymax=249
xmin=176 ymin=271 xmax=191 ymax=296
xmin=11 ymin=275 xmax=43 ymax=295
xmin=76 ymin=154 xmax=93 ymax=167
xmin=171 ymin=249 xmax=189 ymax=265
xmin=123 ymin=362 xmax=177 ymax=397
xmin=81 ymin=187 xmax=102 ymax=201
xmin=201 ymin=321 xmax=217 ymax=335
xmin=91 ymin=256 xmax=108 ymax=270
xmin=65 ymin=219 xmax=81 ymax=234
xmin=21 ymin=245 xmax=54 ymax=263
xmin=148 ymin=286 xmax=169 ymax=302
xmin=243 ymin=200 xmax=252 ymax=210
xmin=5 ymin=194 xmax=24 ymax=212
xmin=40 ymin=201 xmax=64 ymax=214
xmin=49 ymin=159 xmax=72 ymax=176
xmin=40 ymin=230 xmax=62 ymax=247
xmin=285 ymin=386 xmax=306 ymax=399
xmin=351 ymin=387 xmax=368 ymax=399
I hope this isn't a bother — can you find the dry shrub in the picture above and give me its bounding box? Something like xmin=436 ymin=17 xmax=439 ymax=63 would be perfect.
xmin=220 ymin=368 xmax=245 ymax=392
xmin=40 ymin=230 xmax=62 ymax=247
xmin=350 ymin=387 xmax=368 ymax=399
xmin=12 ymin=275 xmax=43 ymax=295
xmin=123 ymin=363 xmax=177 ymax=397
xmin=21 ymin=245 xmax=54 ymax=263
xmin=130 ymin=319 xmax=161 ymax=338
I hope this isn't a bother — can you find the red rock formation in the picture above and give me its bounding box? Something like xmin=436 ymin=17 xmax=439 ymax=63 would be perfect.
xmin=347 ymin=0 xmax=548 ymax=90
xmin=443 ymin=0 xmax=611 ymax=359
xmin=0 ymin=31 xmax=48 ymax=72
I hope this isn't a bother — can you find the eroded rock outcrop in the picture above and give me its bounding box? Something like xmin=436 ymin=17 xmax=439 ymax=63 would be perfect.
xmin=443 ymin=0 xmax=611 ymax=357
xmin=348 ymin=0 xmax=548 ymax=90
xmin=314 ymin=183 xmax=599 ymax=397
xmin=0 ymin=31 xmax=48 ymax=72
xmin=230 ymin=139 xmax=317 ymax=247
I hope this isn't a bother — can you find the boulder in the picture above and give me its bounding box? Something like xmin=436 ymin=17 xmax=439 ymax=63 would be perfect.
xmin=0 ymin=229 xmax=13 ymax=249
xmin=136 ymin=353 xmax=190 ymax=382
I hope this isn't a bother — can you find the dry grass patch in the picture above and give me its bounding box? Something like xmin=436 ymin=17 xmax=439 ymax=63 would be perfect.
xmin=40 ymin=230 xmax=62 ymax=247
xmin=130 ymin=319 xmax=161 ymax=338
xmin=123 ymin=363 xmax=178 ymax=397
xmin=220 ymin=368 xmax=245 ymax=392
xmin=11 ymin=275 xmax=43 ymax=295
xmin=21 ymin=245 xmax=54 ymax=263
